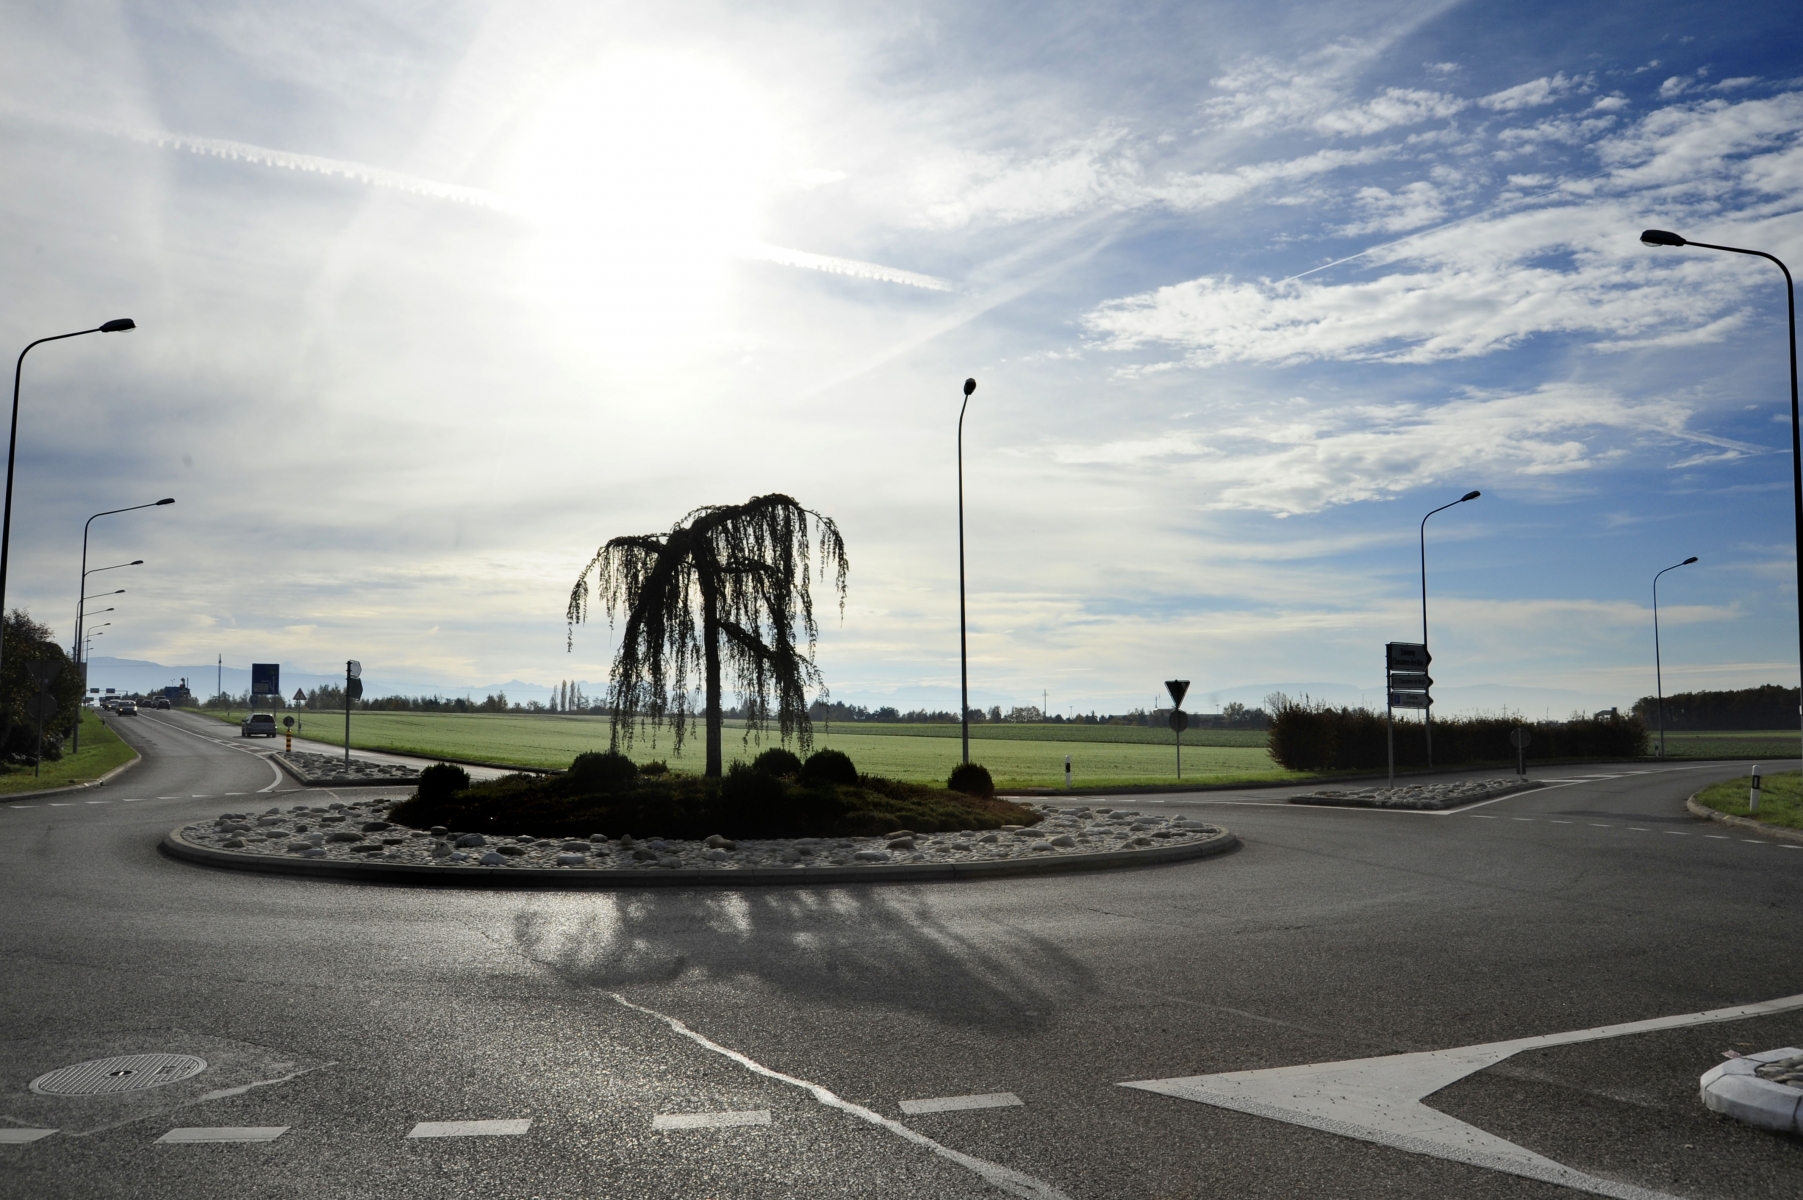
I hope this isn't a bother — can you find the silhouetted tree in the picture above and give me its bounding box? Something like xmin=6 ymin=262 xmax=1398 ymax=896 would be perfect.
xmin=566 ymin=493 xmax=848 ymax=777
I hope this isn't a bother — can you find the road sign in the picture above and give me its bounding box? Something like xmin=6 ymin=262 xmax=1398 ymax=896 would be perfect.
xmin=1389 ymin=691 xmax=1433 ymax=709
xmin=293 ymin=688 xmax=305 ymax=703
xmin=1386 ymin=643 xmax=1430 ymax=671
xmin=346 ymin=660 xmax=361 ymax=680
xmin=24 ymin=694 xmax=58 ymax=721
xmin=1508 ymin=728 xmax=1532 ymax=749
xmin=26 ymin=660 xmax=61 ymax=689
xmin=346 ymin=678 xmax=364 ymax=701
xmin=1164 ymin=679 xmax=1190 ymax=708
xmin=1388 ymin=673 xmax=1433 ymax=692
xmin=283 ymin=715 xmax=295 ymax=728
xmin=1168 ymin=709 xmax=1189 ymax=733
xmin=251 ymin=663 xmax=280 ymax=696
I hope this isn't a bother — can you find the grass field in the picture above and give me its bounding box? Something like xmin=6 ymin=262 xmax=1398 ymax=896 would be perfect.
xmin=209 ymin=709 xmax=1297 ymax=789
xmin=0 ymin=710 xmax=137 ymax=795
xmin=1693 ymin=769 xmax=1803 ymax=831
xmin=1654 ymin=731 xmax=1803 ymax=759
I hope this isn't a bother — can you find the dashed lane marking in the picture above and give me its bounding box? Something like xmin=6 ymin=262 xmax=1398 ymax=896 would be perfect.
xmin=226 ymin=792 xmax=246 ymax=795
xmin=1473 ymin=815 xmax=1495 ymax=819
xmin=1665 ymin=831 xmax=1688 ymax=836
xmin=1589 ymin=823 xmax=1612 ymax=827
xmin=1549 ymin=820 xmax=1571 ymax=824
xmin=156 ymin=1127 xmax=288 ymax=1144
xmin=1629 ymin=827 xmax=1650 ymax=831
xmin=0 ymin=1128 xmax=56 ymax=1143
xmin=900 ymin=1093 xmax=1023 ymax=1115
xmin=85 ymin=800 xmax=111 ymax=804
xmin=7 ymin=805 xmax=37 ymax=809
xmin=406 ymin=1120 xmax=530 ymax=1138
xmin=1743 ymin=839 xmax=1769 ymax=844
xmin=1512 ymin=818 xmax=1533 ymax=822
xmin=1705 ymin=835 xmax=1730 ymax=839
xmin=157 ymin=796 xmax=180 ymax=800
xmin=48 ymin=803 xmax=72 ymax=807
xmin=653 ymin=1110 xmax=771 ymax=1130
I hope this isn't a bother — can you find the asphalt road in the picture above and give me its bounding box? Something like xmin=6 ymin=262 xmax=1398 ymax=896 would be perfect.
xmin=2 ymin=708 xmax=1799 ymax=1199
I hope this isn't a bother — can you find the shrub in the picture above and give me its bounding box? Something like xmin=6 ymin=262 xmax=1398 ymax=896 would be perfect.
xmin=415 ymin=762 xmax=471 ymax=802
xmin=947 ymin=762 xmax=994 ymax=798
xmin=1266 ymin=698 xmax=1648 ymax=771
xmin=566 ymin=750 xmax=637 ymax=790
xmin=639 ymin=760 xmax=669 ymax=776
xmin=751 ymin=747 xmax=803 ymax=777
xmin=799 ymin=748 xmax=858 ymax=788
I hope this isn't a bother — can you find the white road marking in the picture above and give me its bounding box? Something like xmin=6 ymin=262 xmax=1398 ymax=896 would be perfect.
xmin=1589 ymin=823 xmax=1612 ymax=827
xmin=49 ymin=803 xmax=72 ymax=807
xmin=1786 ymin=846 xmax=1803 ymax=851
xmin=1705 ymin=835 xmax=1729 ymax=839
xmin=1122 ymin=992 xmax=1803 ymax=1200
xmin=0 ymin=1128 xmax=56 ymax=1143
xmin=406 ymin=1119 xmax=530 ymax=1138
xmin=1549 ymin=820 xmax=1570 ymax=824
xmin=1629 ymin=827 xmax=1649 ymax=831
xmin=157 ymin=796 xmax=180 ymax=800
xmin=226 ymin=792 xmax=246 ymax=795
xmin=1512 ymin=818 xmax=1533 ymax=822
xmin=1472 ymin=815 xmax=1495 ymax=819
xmin=653 ymin=1110 xmax=770 ymax=1130
xmin=1664 ymin=831 xmax=1687 ymax=836
xmin=258 ymin=756 xmax=283 ymax=792
xmin=900 ymin=1092 xmax=1023 ymax=1115
xmin=121 ymin=798 xmax=140 ymax=802
xmin=156 ymin=1127 xmax=288 ymax=1143
xmin=8 ymin=805 xmax=37 ymax=809
xmin=610 ymin=993 xmax=1072 ymax=1200
xmin=1743 ymin=839 xmax=1768 ymax=844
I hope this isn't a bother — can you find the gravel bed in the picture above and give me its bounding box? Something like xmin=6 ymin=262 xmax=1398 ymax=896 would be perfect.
xmin=180 ymin=799 xmax=1223 ymax=870
xmin=277 ymin=751 xmax=421 ymax=784
xmin=1291 ymin=777 xmax=1542 ymax=810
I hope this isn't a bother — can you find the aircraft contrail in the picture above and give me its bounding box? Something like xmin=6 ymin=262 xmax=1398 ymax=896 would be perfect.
xmin=3 ymin=101 xmax=952 ymax=292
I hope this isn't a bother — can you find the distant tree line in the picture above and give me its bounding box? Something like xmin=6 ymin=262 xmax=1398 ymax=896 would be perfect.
xmin=1630 ymin=685 xmax=1800 ymax=731
xmin=804 ymin=698 xmax=1269 ymax=728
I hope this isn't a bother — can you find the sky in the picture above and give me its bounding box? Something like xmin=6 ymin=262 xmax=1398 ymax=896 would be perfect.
xmin=3 ymin=0 xmax=1801 ymax=719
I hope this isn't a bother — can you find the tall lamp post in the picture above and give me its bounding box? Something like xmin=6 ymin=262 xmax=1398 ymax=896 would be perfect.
xmin=957 ymin=377 xmax=976 ymax=766
xmin=1641 ymin=230 xmax=1800 ymax=764
xmin=73 ymin=497 xmax=171 ymax=751
xmin=1652 ymin=556 xmax=1699 ymax=758
xmin=1420 ymin=490 xmax=1481 ymax=769
xmin=1 ymin=319 xmax=136 ymax=684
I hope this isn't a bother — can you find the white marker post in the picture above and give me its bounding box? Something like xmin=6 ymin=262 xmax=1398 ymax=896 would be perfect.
xmin=1064 ymin=755 xmax=1071 ymax=790
xmin=1751 ymin=765 xmax=1762 ymax=815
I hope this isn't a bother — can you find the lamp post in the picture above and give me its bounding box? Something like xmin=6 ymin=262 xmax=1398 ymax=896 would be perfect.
xmin=1420 ymin=490 xmax=1481 ymax=769
xmin=1652 ymin=556 xmax=1699 ymax=758
xmin=1 ymin=319 xmax=135 ymax=686
xmin=72 ymin=498 xmax=169 ymax=752
xmin=1641 ymin=230 xmax=1800 ymax=764
xmin=957 ymin=376 xmax=976 ymax=766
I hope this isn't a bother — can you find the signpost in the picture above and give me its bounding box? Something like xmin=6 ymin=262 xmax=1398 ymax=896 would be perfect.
xmin=345 ymin=660 xmax=361 ymax=768
xmin=1384 ymin=643 xmax=1432 ymax=785
xmin=283 ymin=714 xmax=295 ymax=754
xmin=1509 ymin=726 xmax=1532 ymax=778
xmin=1165 ymin=679 xmax=1190 ymax=780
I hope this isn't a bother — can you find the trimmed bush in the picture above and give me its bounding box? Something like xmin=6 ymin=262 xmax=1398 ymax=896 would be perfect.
xmin=415 ymin=762 xmax=471 ymax=802
xmin=751 ymin=747 xmax=804 ymax=777
xmin=568 ymin=750 xmax=637 ymax=789
xmin=947 ymin=762 xmax=995 ymax=798
xmin=799 ymin=748 xmax=858 ymax=788
xmin=1267 ymin=698 xmax=1648 ymax=771
xmin=639 ymin=760 xmax=669 ymax=776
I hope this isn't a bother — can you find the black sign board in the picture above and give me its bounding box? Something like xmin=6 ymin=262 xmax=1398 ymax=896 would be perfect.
xmin=346 ymin=678 xmax=364 ymax=701
xmin=1164 ymin=679 xmax=1190 ymax=708
xmin=1389 ymin=691 xmax=1433 ymax=709
xmin=1168 ymin=709 xmax=1189 ymax=733
xmin=1389 ymin=672 xmax=1433 ymax=692
xmin=1385 ymin=643 xmax=1430 ymax=671
xmin=251 ymin=663 xmax=280 ymax=696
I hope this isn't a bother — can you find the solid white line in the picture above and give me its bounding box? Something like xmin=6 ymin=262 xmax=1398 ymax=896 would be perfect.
xmin=0 ymin=1128 xmax=56 ymax=1143
xmin=156 ymin=1127 xmax=288 ymax=1143
xmin=900 ymin=1092 xmax=1024 ymax=1115
xmin=405 ymin=1119 xmax=530 ymax=1138
xmin=652 ymin=1110 xmax=770 ymax=1130
xmin=610 ymin=993 xmax=1071 ymax=1200
xmin=258 ymin=756 xmax=283 ymax=793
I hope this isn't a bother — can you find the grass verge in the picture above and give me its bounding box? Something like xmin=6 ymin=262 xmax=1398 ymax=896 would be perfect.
xmin=1694 ymin=769 xmax=1803 ymax=831
xmin=0 ymin=711 xmax=136 ymax=795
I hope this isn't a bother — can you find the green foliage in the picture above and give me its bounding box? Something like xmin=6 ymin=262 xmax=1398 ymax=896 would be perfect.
xmin=1 ymin=610 xmax=82 ymax=763
xmin=566 ymin=493 xmax=849 ymax=776
xmin=639 ymin=759 xmax=669 ymax=776
xmin=799 ymin=747 xmax=857 ymax=787
xmin=751 ymin=746 xmax=803 ymax=777
xmin=1694 ymin=770 xmax=1803 ymax=830
xmin=1267 ymin=696 xmax=1648 ymax=770
xmin=388 ymin=753 xmax=1038 ymax=840
xmin=567 ymin=750 xmax=637 ymax=789
xmin=415 ymin=762 xmax=472 ymax=802
xmin=1632 ymin=684 xmax=1799 ymax=731
xmin=947 ymin=762 xmax=995 ymax=798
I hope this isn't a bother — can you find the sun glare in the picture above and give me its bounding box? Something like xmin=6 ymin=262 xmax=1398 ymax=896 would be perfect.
xmin=505 ymin=51 xmax=784 ymax=353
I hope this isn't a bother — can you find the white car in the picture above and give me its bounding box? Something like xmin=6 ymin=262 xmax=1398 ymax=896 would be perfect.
xmin=240 ymin=713 xmax=278 ymax=738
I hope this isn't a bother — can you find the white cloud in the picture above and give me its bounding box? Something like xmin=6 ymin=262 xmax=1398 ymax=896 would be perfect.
xmin=1479 ymin=72 xmax=1589 ymax=112
xmin=1332 ymin=181 xmax=1447 ymax=235
xmin=1313 ymin=88 xmax=1465 ymax=136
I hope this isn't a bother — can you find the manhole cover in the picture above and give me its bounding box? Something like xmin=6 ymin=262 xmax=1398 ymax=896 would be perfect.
xmin=30 ymin=1054 xmax=208 ymax=1096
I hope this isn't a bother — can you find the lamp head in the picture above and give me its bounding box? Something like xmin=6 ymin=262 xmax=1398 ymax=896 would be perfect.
xmin=98 ymin=318 xmax=136 ymax=333
xmin=130 ymin=559 xmax=143 ymax=565
xmin=155 ymin=497 xmax=174 ymax=505
xmin=964 ymin=378 xmax=976 ymax=396
xmin=1461 ymin=490 xmax=1482 ymax=502
xmin=1640 ymin=229 xmax=1687 ymax=247
xmin=1683 ymin=556 xmax=1699 ymax=565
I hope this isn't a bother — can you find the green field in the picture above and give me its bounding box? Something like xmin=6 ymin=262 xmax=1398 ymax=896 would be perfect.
xmin=0 ymin=710 xmax=137 ymax=795
xmin=1694 ymin=769 xmax=1803 ymax=831
xmin=209 ymin=709 xmax=1297 ymax=789
xmin=1654 ymin=731 xmax=1803 ymax=759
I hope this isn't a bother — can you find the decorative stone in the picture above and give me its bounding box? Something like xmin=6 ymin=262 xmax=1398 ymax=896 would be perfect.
xmin=221 ymin=838 xmax=246 ymax=848
xmin=285 ymin=842 xmax=311 ymax=853
xmin=301 ymin=848 xmax=326 ymax=858
xmin=885 ymin=837 xmax=916 ymax=851
xmin=705 ymin=849 xmax=729 ymax=862
xmin=479 ymin=851 xmax=506 ymax=865
xmin=454 ymin=833 xmax=486 ymax=848
xmin=431 ymin=841 xmax=453 ymax=858
xmin=555 ymin=853 xmax=587 ymax=866
xmin=360 ymin=821 xmax=392 ymax=832
xmin=704 ymin=834 xmax=735 ymax=849
xmin=1049 ymin=835 xmax=1077 ymax=848
xmin=854 ymin=850 xmax=890 ymax=862
xmin=430 ymin=826 xmax=448 ymax=836
xmin=978 ymin=833 xmax=999 ymax=844
xmin=560 ymin=841 xmax=589 ymax=852
xmin=326 ymin=831 xmax=363 ymax=844
xmin=496 ymin=845 xmax=526 ymax=857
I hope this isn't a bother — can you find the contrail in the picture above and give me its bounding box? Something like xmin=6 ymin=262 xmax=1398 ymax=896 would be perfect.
xmin=3 ymin=101 xmax=952 ymax=292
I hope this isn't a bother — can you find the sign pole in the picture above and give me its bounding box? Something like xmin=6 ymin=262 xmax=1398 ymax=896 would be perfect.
xmin=1164 ymin=680 xmax=1190 ymax=783
xmin=345 ymin=660 xmax=352 ymax=769
xmin=1386 ymin=650 xmax=1394 ymax=787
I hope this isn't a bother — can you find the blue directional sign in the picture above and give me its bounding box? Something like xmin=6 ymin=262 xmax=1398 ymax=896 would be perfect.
xmin=251 ymin=663 xmax=280 ymax=696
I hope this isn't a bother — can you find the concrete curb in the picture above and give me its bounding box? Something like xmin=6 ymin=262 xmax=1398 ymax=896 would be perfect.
xmin=271 ymin=754 xmax=421 ymax=788
xmin=0 ymin=748 xmax=143 ymax=802
xmin=1685 ymin=792 xmax=1803 ymax=845
xmin=159 ymin=826 xmax=1240 ymax=889
xmin=1700 ymin=1049 xmax=1803 ymax=1132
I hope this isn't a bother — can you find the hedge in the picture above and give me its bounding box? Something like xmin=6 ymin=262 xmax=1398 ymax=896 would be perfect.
xmin=1268 ymin=700 xmax=1647 ymax=771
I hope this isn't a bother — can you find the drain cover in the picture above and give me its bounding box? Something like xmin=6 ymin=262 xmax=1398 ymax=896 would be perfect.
xmin=30 ymin=1054 xmax=208 ymax=1096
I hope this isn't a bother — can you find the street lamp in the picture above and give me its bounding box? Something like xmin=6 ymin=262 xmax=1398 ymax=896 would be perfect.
xmin=1652 ymin=556 xmax=1699 ymax=759
xmin=72 ymin=499 xmax=170 ymax=752
xmin=1642 ymin=229 xmax=1800 ymax=763
xmin=1420 ymin=490 xmax=1482 ymax=769
xmin=1 ymin=319 xmax=136 ymax=684
xmin=957 ymin=377 xmax=976 ymax=766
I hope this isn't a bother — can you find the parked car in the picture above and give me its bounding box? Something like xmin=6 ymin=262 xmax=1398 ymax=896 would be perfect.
xmin=154 ymin=697 xmax=171 ymax=710
xmin=240 ymin=713 xmax=278 ymax=738
xmin=117 ymin=701 xmax=138 ymax=715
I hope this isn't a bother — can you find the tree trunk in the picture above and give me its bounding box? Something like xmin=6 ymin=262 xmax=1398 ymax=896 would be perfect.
xmin=703 ymin=577 xmax=723 ymax=778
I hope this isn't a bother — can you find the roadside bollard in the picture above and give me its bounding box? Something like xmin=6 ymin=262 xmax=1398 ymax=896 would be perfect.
xmin=1064 ymin=755 xmax=1072 ymax=789
xmin=283 ymin=715 xmax=295 ymax=754
xmin=1750 ymin=765 xmax=1762 ymax=815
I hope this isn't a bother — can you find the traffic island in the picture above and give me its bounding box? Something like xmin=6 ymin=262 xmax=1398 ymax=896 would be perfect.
xmin=1700 ymin=1048 xmax=1803 ymax=1133
xmin=274 ymin=751 xmax=421 ymax=786
xmin=1292 ymin=777 xmax=1543 ymax=810
xmin=161 ymin=797 xmax=1237 ymax=888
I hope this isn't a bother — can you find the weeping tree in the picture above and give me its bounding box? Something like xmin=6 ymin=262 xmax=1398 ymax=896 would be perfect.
xmin=566 ymin=494 xmax=848 ymax=777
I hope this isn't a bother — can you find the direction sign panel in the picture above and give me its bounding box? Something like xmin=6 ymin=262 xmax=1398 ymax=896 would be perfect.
xmin=251 ymin=663 xmax=280 ymax=696
xmin=1385 ymin=643 xmax=1430 ymax=671
xmin=1388 ymin=672 xmax=1433 ymax=692
xmin=1164 ymin=679 xmax=1190 ymax=708
xmin=1389 ymin=691 xmax=1433 ymax=709
xmin=346 ymin=678 xmax=364 ymax=701
xmin=346 ymin=660 xmax=361 ymax=680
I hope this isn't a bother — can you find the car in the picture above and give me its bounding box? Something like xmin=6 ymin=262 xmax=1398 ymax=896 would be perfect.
xmin=117 ymin=702 xmax=138 ymax=716
xmin=154 ymin=697 xmax=171 ymax=710
xmin=240 ymin=713 xmax=278 ymax=738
